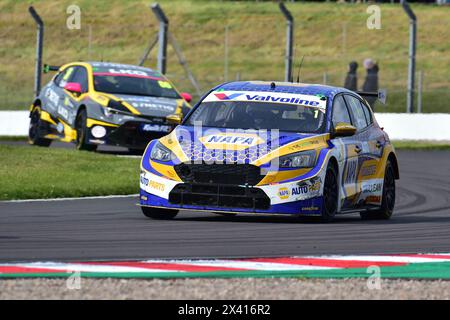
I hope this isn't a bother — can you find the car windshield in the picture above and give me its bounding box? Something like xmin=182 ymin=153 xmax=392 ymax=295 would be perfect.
xmin=184 ymin=101 xmax=326 ymax=133
xmin=93 ymin=74 xmax=180 ymax=99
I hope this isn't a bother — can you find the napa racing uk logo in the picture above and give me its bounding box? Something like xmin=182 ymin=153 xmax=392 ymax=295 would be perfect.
xmin=199 ymin=132 xmax=264 ymax=150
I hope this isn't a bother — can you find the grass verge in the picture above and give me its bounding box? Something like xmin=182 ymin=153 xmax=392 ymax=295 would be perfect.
xmin=392 ymin=140 xmax=450 ymax=151
xmin=0 ymin=1 xmax=449 ymax=112
xmin=0 ymin=144 xmax=140 ymax=200
xmin=0 ymin=140 xmax=448 ymax=200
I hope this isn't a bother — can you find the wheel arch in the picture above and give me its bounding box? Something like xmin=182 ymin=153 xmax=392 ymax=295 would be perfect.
xmin=387 ymin=152 xmax=400 ymax=179
xmin=327 ymin=155 xmax=339 ymax=172
xmin=76 ymin=104 xmax=87 ymax=117
xmin=29 ymin=99 xmax=42 ymax=116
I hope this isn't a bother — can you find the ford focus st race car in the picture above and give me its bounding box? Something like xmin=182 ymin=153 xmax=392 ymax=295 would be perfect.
xmin=28 ymin=62 xmax=192 ymax=151
xmin=139 ymin=81 xmax=399 ymax=222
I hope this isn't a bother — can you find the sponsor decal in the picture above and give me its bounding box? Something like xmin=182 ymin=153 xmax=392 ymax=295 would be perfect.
xmin=365 ymin=195 xmax=381 ymax=203
xmin=277 ymin=178 xmax=322 ymax=201
xmin=56 ymin=122 xmax=64 ymax=134
xmin=309 ymin=180 xmax=321 ymax=192
xmin=131 ymin=102 xmax=174 ymax=112
xmin=140 ymin=175 xmax=165 ymax=192
xmin=362 ymin=182 xmax=382 ymax=194
xmin=204 ymin=90 xmax=326 ymax=110
xmin=157 ymin=81 xmax=172 ymax=89
xmin=199 ymin=132 xmax=264 ymax=150
xmin=292 ymin=185 xmax=309 ymax=196
xmin=108 ymin=69 xmax=149 ymax=77
xmin=360 ymin=164 xmax=377 ymax=177
xmin=214 ymin=93 xmax=243 ymax=100
xmin=344 ymin=158 xmax=358 ymax=185
xmin=64 ymin=97 xmax=75 ymax=108
xmin=287 ymin=140 xmax=320 ymax=152
xmin=141 ymin=124 xmax=171 ymax=133
xmin=302 ymin=206 xmax=320 ymax=211
xmin=45 ymin=88 xmax=60 ymax=108
xmin=246 ymin=94 xmax=320 ymax=107
xmin=58 ymin=106 xmax=69 ymax=119
xmin=278 ymin=187 xmax=290 ymax=200
xmin=89 ymin=139 xmax=105 ymax=144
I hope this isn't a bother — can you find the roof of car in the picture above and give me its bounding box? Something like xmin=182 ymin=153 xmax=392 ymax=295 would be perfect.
xmin=217 ymin=81 xmax=353 ymax=100
xmin=87 ymin=61 xmax=160 ymax=75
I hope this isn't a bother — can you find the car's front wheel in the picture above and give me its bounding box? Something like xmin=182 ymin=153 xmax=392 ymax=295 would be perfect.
xmin=28 ymin=107 xmax=52 ymax=147
xmin=75 ymin=109 xmax=97 ymax=151
xmin=320 ymin=162 xmax=339 ymax=222
xmin=141 ymin=206 xmax=178 ymax=220
xmin=360 ymin=160 xmax=396 ymax=220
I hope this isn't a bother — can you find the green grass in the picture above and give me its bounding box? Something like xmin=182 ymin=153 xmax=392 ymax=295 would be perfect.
xmin=0 ymin=140 xmax=448 ymax=201
xmin=392 ymin=140 xmax=450 ymax=151
xmin=0 ymin=136 xmax=28 ymax=141
xmin=0 ymin=145 xmax=140 ymax=200
xmin=0 ymin=1 xmax=449 ymax=113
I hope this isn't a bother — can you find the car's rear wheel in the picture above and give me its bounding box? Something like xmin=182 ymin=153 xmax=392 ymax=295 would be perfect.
xmin=360 ymin=160 xmax=395 ymax=220
xmin=28 ymin=107 xmax=52 ymax=147
xmin=75 ymin=109 xmax=97 ymax=152
xmin=320 ymin=162 xmax=339 ymax=222
xmin=141 ymin=206 xmax=178 ymax=220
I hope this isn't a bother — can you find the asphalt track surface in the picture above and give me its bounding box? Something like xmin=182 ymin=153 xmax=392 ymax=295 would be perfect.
xmin=0 ymin=146 xmax=449 ymax=263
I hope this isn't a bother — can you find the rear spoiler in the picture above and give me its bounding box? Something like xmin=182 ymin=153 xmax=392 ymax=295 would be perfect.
xmin=355 ymin=89 xmax=387 ymax=105
xmin=43 ymin=64 xmax=61 ymax=73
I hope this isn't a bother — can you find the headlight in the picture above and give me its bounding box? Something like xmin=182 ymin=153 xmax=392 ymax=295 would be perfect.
xmin=150 ymin=142 xmax=173 ymax=162
xmin=278 ymin=150 xmax=316 ymax=168
xmin=102 ymin=100 xmax=131 ymax=117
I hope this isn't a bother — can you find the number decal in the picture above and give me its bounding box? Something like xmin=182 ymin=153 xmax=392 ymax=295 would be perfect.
xmin=158 ymin=81 xmax=172 ymax=89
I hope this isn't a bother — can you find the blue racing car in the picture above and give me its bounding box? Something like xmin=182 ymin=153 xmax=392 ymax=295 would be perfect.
xmin=139 ymin=81 xmax=399 ymax=222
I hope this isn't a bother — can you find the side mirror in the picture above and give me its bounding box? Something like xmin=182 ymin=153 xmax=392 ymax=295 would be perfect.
xmin=333 ymin=122 xmax=357 ymax=137
xmin=180 ymin=92 xmax=192 ymax=103
xmin=166 ymin=114 xmax=182 ymax=125
xmin=64 ymin=82 xmax=82 ymax=94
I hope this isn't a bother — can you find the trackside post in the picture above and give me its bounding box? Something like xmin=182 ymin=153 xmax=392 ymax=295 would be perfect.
xmin=279 ymin=3 xmax=294 ymax=82
xmin=29 ymin=6 xmax=44 ymax=97
xmin=401 ymin=0 xmax=417 ymax=114
xmin=151 ymin=3 xmax=169 ymax=75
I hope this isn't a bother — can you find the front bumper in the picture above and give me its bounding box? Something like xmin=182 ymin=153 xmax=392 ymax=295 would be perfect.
xmin=139 ymin=169 xmax=325 ymax=215
xmin=87 ymin=120 xmax=174 ymax=150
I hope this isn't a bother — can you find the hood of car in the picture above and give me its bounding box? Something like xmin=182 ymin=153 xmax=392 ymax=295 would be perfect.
xmin=157 ymin=125 xmax=329 ymax=165
xmin=112 ymin=94 xmax=181 ymax=117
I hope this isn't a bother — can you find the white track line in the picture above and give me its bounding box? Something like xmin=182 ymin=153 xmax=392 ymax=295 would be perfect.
xmin=116 ymin=155 xmax=141 ymax=158
xmin=0 ymin=194 xmax=139 ymax=203
xmin=144 ymin=259 xmax=336 ymax=271
xmin=310 ymin=255 xmax=450 ymax=264
xmin=5 ymin=262 xmax=177 ymax=273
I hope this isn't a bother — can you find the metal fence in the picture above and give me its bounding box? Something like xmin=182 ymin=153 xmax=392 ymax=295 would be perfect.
xmin=0 ymin=4 xmax=449 ymax=113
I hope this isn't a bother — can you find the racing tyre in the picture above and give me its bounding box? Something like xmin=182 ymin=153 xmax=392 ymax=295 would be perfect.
xmin=360 ymin=160 xmax=395 ymax=220
xmin=75 ymin=109 xmax=97 ymax=152
xmin=28 ymin=108 xmax=52 ymax=147
xmin=141 ymin=206 xmax=178 ymax=220
xmin=320 ymin=162 xmax=339 ymax=222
